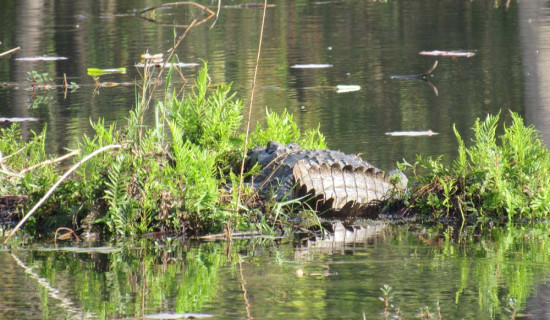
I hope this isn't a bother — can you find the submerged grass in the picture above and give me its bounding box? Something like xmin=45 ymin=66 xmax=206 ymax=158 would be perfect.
xmin=403 ymin=111 xmax=550 ymax=222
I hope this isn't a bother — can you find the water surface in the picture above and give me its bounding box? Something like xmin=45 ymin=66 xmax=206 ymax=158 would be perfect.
xmin=0 ymin=0 xmax=537 ymax=170
xmin=2 ymin=224 xmax=550 ymax=319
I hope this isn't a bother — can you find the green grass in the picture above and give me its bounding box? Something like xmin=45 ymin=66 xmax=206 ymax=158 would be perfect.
xmin=403 ymin=111 xmax=550 ymax=222
xmin=0 ymin=63 xmax=326 ymax=237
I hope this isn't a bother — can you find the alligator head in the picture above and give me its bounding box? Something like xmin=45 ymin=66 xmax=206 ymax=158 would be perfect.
xmin=247 ymin=140 xmax=302 ymax=168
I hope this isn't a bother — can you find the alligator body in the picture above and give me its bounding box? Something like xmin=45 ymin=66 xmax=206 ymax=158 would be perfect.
xmin=247 ymin=141 xmax=406 ymax=216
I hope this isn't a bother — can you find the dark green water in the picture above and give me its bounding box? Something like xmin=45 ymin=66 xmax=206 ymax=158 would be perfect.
xmin=1 ymin=0 xmax=550 ymax=318
xmin=2 ymin=224 xmax=550 ymax=319
xmin=0 ymin=0 xmax=540 ymax=170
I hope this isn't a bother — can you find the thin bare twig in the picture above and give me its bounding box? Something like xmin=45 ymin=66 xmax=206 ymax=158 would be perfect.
xmin=20 ymin=149 xmax=80 ymax=174
xmin=210 ymin=0 xmax=222 ymax=29
xmin=3 ymin=144 xmax=122 ymax=244
xmin=2 ymin=145 xmax=30 ymax=161
xmin=234 ymin=0 xmax=268 ymax=227
xmin=0 ymin=168 xmax=23 ymax=178
xmin=0 ymin=46 xmax=20 ymax=58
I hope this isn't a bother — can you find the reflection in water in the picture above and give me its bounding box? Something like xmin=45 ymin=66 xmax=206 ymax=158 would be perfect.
xmin=520 ymin=0 xmax=550 ymax=144
xmin=2 ymin=225 xmax=550 ymax=319
xmin=293 ymin=221 xmax=387 ymax=260
xmin=0 ymin=0 xmax=528 ymax=170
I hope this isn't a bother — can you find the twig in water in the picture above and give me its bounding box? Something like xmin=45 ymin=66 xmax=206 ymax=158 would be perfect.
xmin=63 ymin=73 xmax=68 ymax=99
xmin=0 ymin=46 xmax=20 ymax=58
xmin=3 ymin=144 xmax=122 ymax=244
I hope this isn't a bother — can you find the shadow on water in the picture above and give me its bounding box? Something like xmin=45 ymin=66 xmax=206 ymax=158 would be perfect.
xmin=2 ymin=223 xmax=550 ymax=319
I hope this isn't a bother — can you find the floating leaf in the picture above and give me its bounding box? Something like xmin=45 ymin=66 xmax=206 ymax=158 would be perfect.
xmin=87 ymin=67 xmax=126 ymax=76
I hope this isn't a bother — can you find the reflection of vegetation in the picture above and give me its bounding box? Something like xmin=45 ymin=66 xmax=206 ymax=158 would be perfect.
xmin=6 ymin=225 xmax=550 ymax=319
xmin=22 ymin=239 xmax=232 ymax=318
xmin=403 ymin=112 xmax=550 ymax=221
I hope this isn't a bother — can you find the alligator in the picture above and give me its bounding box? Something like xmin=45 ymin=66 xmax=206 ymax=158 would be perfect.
xmin=247 ymin=141 xmax=407 ymax=216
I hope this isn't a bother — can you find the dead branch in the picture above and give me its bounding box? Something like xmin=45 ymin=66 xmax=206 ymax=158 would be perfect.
xmin=20 ymin=149 xmax=80 ymax=175
xmin=3 ymin=144 xmax=122 ymax=244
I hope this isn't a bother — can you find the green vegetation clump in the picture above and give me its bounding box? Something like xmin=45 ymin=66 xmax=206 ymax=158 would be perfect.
xmin=404 ymin=111 xmax=550 ymax=222
xmin=0 ymin=63 xmax=326 ymax=237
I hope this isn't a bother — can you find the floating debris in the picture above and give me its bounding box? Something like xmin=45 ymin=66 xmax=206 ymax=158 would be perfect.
xmin=141 ymin=53 xmax=164 ymax=63
xmin=290 ymin=64 xmax=333 ymax=69
xmin=336 ymin=85 xmax=361 ymax=93
xmin=385 ymin=130 xmax=438 ymax=136
xmin=134 ymin=62 xmax=200 ymax=68
xmin=143 ymin=313 xmax=214 ymax=319
xmin=0 ymin=117 xmax=39 ymax=122
xmin=419 ymin=50 xmax=476 ymax=58
xmin=87 ymin=67 xmax=126 ymax=76
xmin=16 ymin=56 xmax=68 ymax=61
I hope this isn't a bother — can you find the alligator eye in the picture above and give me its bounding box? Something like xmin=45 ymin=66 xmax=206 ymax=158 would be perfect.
xmin=266 ymin=141 xmax=282 ymax=154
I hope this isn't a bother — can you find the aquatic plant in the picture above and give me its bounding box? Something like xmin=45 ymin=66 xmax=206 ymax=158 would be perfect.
xmin=378 ymin=284 xmax=393 ymax=316
xmin=403 ymin=111 xmax=550 ymax=222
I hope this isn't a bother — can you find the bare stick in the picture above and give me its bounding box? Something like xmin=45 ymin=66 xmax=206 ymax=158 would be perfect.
xmin=20 ymin=149 xmax=80 ymax=174
xmin=235 ymin=0 xmax=268 ymax=223
xmin=0 ymin=168 xmax=23 ymax=178
xmin=0 ymin=46 xmax=20 ymax=58
xmin=3 ymin=144 xmax=122 ymax=244
xmin=210 ymin=0 xmax=222 ymax=29
xmin=3 ymin=145 xmax=30 ymax=161
xmin=63 ymin=73 xmax=68 ymax=99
